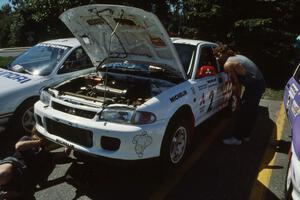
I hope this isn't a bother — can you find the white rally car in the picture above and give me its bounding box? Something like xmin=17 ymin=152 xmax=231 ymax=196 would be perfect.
xmin=34 ymin=5 xmax=234 ymax=167
xmin=0 ymin=38 xmax=95 ymax=134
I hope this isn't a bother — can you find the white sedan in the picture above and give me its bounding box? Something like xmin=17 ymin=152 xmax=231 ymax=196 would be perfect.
xmin=0 ymin=38 xmax=94 ymax=134
xmin=35 ymin=4 xmax=235 ymax=167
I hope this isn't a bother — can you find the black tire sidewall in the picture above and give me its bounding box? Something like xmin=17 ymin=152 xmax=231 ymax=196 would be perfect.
xmin=13 ymin=98 xmax=37 ymax=135
xmin=161 ymin=118 xmax=191 ymax=169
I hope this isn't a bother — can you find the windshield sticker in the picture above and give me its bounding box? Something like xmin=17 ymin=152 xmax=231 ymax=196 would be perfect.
xmin=132 ymin=132 xmax=152 ymax=158
xmin=37 ymin=43 xmax=68 ymax=50
xmin=170 ymin=90 xmax=187 ymax=103
xmin=11 ymin=64 xmax=23 ymax=71
xmin=0 ymin=70 xmax=31 ymax=84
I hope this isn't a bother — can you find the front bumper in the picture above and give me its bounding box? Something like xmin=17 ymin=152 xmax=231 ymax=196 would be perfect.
xmin=34 ymin=101 xmax=167 ymax=160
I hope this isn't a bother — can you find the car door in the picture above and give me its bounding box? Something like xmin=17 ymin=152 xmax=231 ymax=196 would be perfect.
xmin=193 ymin=45 xmax=219 ymax=124
xmin=284 ymin=64 xmax=300 ymax=124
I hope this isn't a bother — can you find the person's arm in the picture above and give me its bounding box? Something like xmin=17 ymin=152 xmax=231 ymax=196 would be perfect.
xmin=15 ymin=136 xmax=43 ymax=152
xmin=224 ymin=62 xmax=242 ymax=97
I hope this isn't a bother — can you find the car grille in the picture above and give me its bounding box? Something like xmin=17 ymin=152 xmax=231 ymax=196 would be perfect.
xmin=52 ymin=102 xmax=97 ymax=119
xmin=45 ymin=118 xmax=93 ymax=147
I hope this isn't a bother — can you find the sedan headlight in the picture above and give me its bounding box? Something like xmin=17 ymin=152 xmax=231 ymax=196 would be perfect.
xmin=100 ymin=107 xmax=156 ymax=125
xmin=40 ymin=90 xmax=51 ymax=105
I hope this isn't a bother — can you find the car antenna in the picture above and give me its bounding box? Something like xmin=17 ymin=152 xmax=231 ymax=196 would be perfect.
xmin=102 ymin=9 xmax=124 ymax=107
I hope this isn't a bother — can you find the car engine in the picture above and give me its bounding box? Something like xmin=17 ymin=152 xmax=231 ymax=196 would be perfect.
xmin=56 ymin=72 xmax=175 ymax=106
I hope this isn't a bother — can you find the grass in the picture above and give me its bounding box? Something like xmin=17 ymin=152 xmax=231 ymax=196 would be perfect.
xmin=0 ymin=56 xmax=14 ymax=67
xmin=262 ymin=88 xmax=284 ymax=101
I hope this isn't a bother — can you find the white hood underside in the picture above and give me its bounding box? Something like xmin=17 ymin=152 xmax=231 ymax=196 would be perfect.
xmin=59 ymin=4 xmax=187 ymax=79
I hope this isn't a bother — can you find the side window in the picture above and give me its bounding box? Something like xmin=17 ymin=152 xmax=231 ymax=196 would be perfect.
xmin=58 ymin=48 xmax=92 ymax=74
xmin=196 ymin=46 xmax=218 ymax=79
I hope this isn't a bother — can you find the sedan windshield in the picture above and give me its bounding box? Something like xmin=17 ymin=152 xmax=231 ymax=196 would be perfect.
xmin=7 ymin=43 xmax=71 ymax=76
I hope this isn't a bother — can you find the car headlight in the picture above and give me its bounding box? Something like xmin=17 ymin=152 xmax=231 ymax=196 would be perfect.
xmin=100 ymin=107 xmax=156 ymax=125
xmin=40 ymin=90 xmax=51 ymax=105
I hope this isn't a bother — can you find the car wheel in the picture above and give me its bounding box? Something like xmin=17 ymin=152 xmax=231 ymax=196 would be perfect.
xmin=285 ymin=157 xmax=293 ymax=200
xmin=14 ymin=98 xmax=38 ymax=135
xmin=161 ymin=118 xmax=191 ymax=169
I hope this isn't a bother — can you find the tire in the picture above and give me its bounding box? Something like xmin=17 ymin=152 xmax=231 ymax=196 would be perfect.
xmin=13 ymin=98 xmax=38 ymax=135
xmin=161 ymin=118 xmax=192 ymax=169
xmin=285 ymin=157 xmax=293 ymax=200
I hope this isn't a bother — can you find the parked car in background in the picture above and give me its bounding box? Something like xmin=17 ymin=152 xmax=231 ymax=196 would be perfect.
xmin=34 ymin=4 xmax=235 ymax=168
xmin=285 ymin=63 xmax=300 ymax=200
xmin=0 ymin=38 xmax=94 ymax=134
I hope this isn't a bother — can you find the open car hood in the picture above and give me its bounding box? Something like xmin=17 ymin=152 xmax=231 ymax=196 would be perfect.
xmin=60 ymin=4 xmax=187 ymax=79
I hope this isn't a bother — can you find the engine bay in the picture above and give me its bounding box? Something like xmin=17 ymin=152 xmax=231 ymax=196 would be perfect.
xmin=56 ymin=72 xmax=175 ymax=106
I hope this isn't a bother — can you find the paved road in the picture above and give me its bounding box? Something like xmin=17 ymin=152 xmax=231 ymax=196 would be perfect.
xmin=0 ymin=99 xmax=290 ymax=200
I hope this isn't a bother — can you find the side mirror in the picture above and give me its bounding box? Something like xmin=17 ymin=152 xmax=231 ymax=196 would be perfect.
xmin=196 ymin=65 xmax=217 ymax=78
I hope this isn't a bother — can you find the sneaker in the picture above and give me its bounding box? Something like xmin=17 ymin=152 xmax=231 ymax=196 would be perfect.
xmin=222 ymin=137 xmax=242 ymax=145
xmin=243 ymin=137 xmax=251 ymax=142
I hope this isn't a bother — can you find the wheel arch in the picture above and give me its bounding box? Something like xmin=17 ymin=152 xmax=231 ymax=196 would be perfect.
xmin=14 ymin=96 xmax=40 ymax=115
xmin=160 ymin=104 xmax=195 ymax=151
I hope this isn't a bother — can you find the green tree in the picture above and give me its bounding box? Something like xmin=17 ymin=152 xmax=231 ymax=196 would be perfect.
xmin=0 ymin=4 xmax=12 ymax=47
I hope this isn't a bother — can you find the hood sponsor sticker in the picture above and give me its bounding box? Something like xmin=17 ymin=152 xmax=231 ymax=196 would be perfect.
xmin=0 ymin=69 xmax=31 ymax=84
xmin=170 ymin=90 xmax=187 ymax=103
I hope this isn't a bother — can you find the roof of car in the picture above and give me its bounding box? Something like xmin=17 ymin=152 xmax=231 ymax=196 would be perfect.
xmin=171 ymin=37 xmax=217 ymax=46
xmin=42 ymin=38 xmax=81 ymax=48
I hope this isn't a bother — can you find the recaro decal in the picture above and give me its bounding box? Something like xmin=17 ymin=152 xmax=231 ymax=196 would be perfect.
xmin=170 ymin=90 xmax=187 ymax=103
xmin=0 ymin=70 xmax=31 ymax=84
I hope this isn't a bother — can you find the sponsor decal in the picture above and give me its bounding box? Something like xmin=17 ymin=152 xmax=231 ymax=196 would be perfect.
xmin=291 ymin=100 xmax=300 ymax=117
xmin=37 ymin=43 xmax=68 ymax=50
xmin=199 ymin=93 xmax=205 ymax=106
xmin=0 ymin=69 xmax=31 ymax=84
xmin=149 ymin=36 xmax=166 ymax=47
xmin=198 ymin=84 xmax=207 ymax=91
xmin=207 ymin=90 xmax=214 ymax=112
xmin=289 ymin=83 xmax=298 ymax=99
xmin=191 ymin=87 xmax=196 ymax=95
xmin=132 ymin=132 xmax=152 ymax=158
xmin=55 ymin=139 xmax=74 ymax=149
xmin=207 ymin=78 xmax=216 ymax=84
xmin=170 ymin=90 xmax=187 ymax=103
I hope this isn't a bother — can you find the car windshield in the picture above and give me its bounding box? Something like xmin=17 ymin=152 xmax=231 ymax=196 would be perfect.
xmin=7 ymin=43 xmax=71 ymax=76
xmin=174 ymin=43 xmax=196 ymax=74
